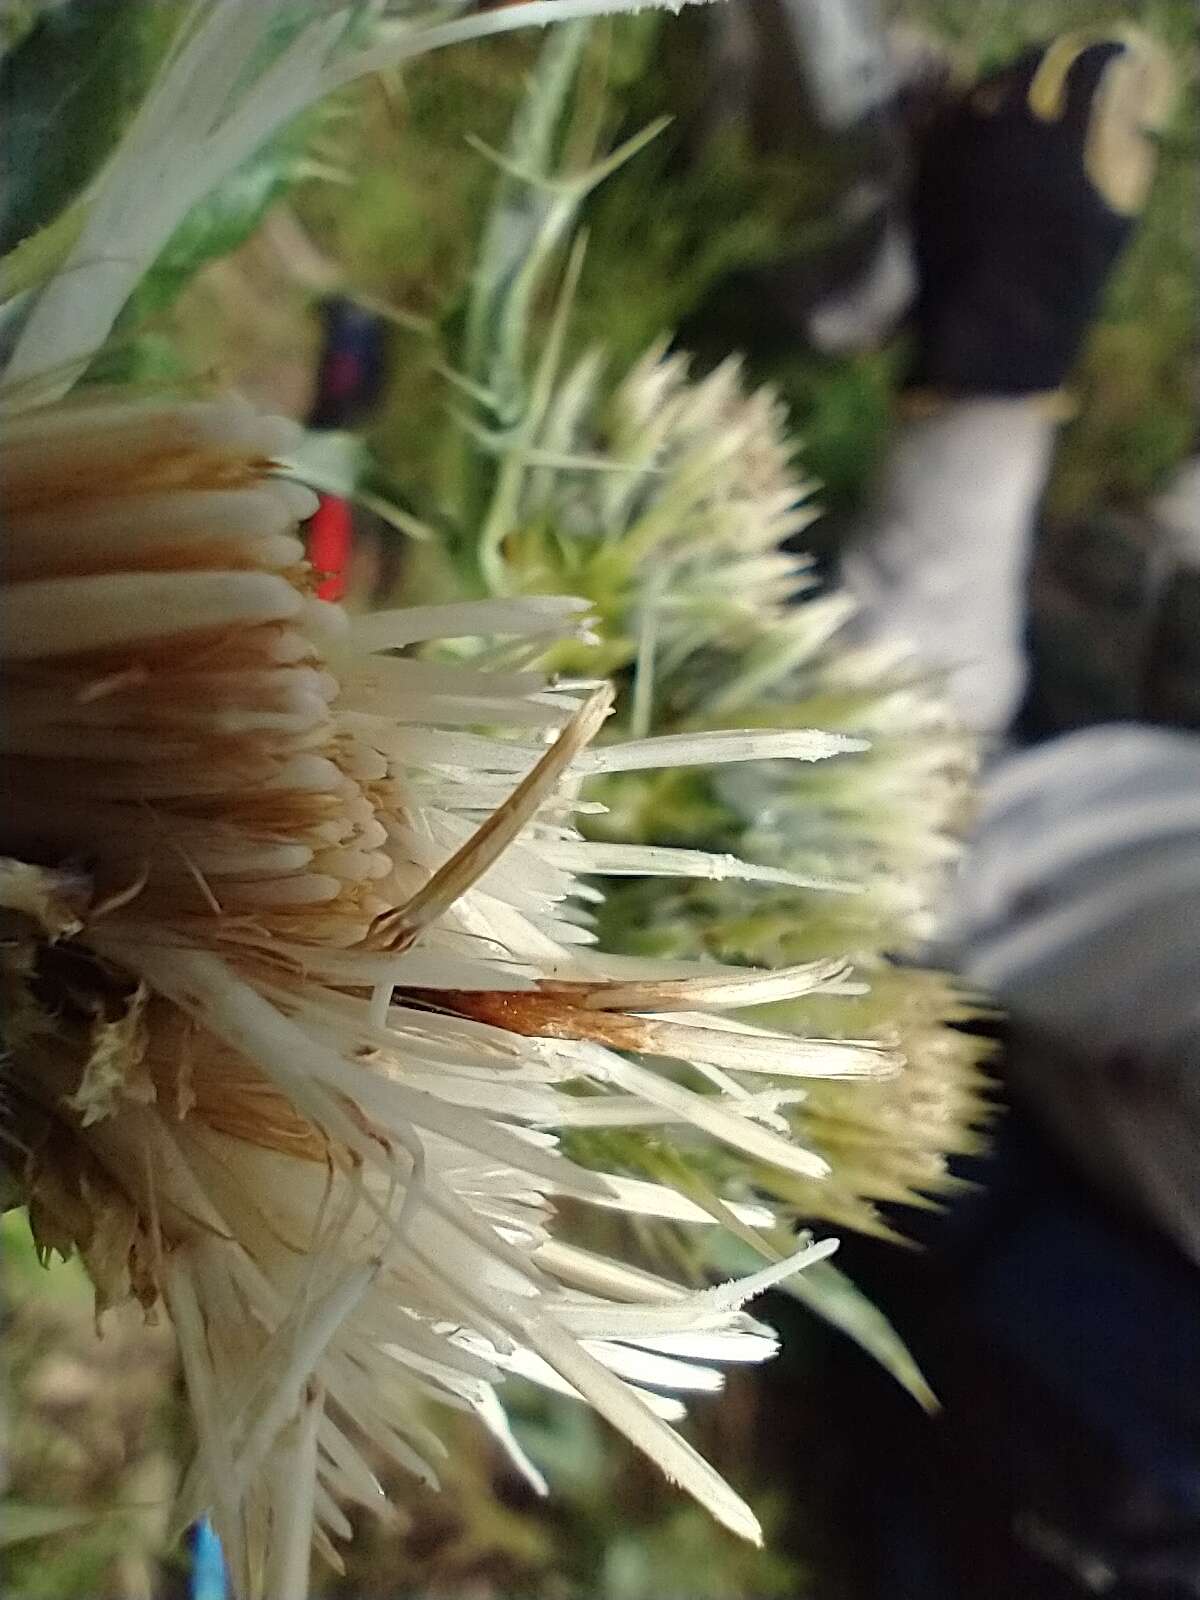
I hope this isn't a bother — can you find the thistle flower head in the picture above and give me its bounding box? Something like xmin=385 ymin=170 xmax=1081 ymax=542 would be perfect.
xmin=501 ymin=344 xmax=820 ymax=690
xmin=0 ymin=390 xmax=896 ymax=1595
xmin=472 ymin=340 xmax=990 ymax=1236
xmin=484 ymin=341 xmax=973 ymax=926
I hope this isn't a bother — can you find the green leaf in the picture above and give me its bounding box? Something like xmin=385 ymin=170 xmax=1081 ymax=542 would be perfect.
xmin=702 ymin=1230 xmax=935 ymax=1411
xmin=128 ymin=127 xmax=322 ymax=323
xmin=453 ymin=22 xmax=594 ymax=556
xmin=776 ymin=1259 xmax=938 ymax=1413
xmin=0 ymin=0 xmax=168 ymax=254
xmin=0 ymin=198 xmax=84 ymax=303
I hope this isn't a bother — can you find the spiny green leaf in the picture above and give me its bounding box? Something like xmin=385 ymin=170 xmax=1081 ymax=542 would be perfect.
xmin=775 ymin=1259 xmax=937 ymax=1412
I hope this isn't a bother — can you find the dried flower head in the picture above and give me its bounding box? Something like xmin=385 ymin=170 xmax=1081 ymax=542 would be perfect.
xmin=0 ymin=389 xmax=899 ymax=1595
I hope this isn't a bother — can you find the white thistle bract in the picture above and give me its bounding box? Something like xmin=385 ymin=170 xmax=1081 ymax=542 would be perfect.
xmin=0 ymin=391 xmax=890 ymax=1596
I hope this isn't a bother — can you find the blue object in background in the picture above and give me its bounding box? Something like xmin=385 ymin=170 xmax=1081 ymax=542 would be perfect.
xmin=835 ymin=1097 xmax=1200 ymax=1597
xmin=190 ymin=1518 xmax=228 ymax=1600
xmin=307 ymin=296 xmax=389 ymax=431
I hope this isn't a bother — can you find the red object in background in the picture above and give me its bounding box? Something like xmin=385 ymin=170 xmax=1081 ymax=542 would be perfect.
xmin=308 ymin=494 xmax=352 ymax=601
xmin=306 ymin=297 xmax=390 ymax=599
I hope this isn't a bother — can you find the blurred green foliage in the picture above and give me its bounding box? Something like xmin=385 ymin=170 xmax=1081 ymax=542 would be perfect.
xmin=293 ymin=0 xmax=1195 ymax=547
xmin=1 ymin=1215 xmax=181 ymax=1600
xmin=329 ymin=1384 xmax=807 ymax=1598
xmin=3 ymin=0 xmax=1193 ymax=528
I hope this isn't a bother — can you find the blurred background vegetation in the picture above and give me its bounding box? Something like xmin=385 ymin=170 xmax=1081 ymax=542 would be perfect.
xmin=1 ymin=1 xmax=1195 ymax=1595
xmin=166 ymin=0 xmax=1197 ymax=550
